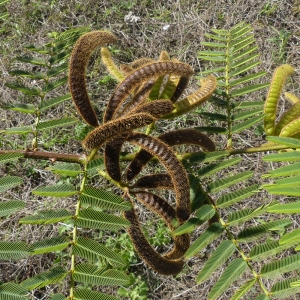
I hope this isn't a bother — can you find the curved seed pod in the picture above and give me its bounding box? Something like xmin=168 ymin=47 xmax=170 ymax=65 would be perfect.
xmin=264 ymin=64 xmax=295 ymax=135
xmin=134 ymin=191 xmax=190 ymax=259
xmin=69 ymin=31 xmax=117 ymax=127
xmin=131 ymin=174 xmax=173 ymax=190
xmin=104 ymin=135 xmax=128 ymax=182
xmin=123 ymin=194 xmax=184 ymax=275
xmin=285 ymin=92 xmax=300 ymax=104
xmin=148 ymin=75 xmax=166 ymax=100
xmin=131 ymin=57 xmax=155 ymax=69
xmin=159 ymin=75 xmax=181 ymax=100
xmin=164 ymin=75 xmax=217 ymax=119
xmin=127 ymin=129 xmax=215 ymax=181
xmin=170 ymin=76 xmax=190 ymax=103
xmin=104 ymin=61 xmax=194 ymax=122
xmin=274 ymin=101 xmax=300 ymax=135
xmin=120 ymin=64 xmax=134 ymax=75
xmin=127 ymin=133 xmax=190 ymax=222
xmin=82 ymin=113 xmax=155 ymax=150
xmin=131 ymin=100 xmax=174 ymax=118
xmin=101 ymin=47 xmax=125 ymax=82
xmin=159 ymin=50 xmax=170 ymax=61
xmin=279 ymin=117 xmax=300 ymax=137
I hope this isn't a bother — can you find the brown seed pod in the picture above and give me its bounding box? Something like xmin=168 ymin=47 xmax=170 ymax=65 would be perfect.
xmin=123 ymin=194 xmax=185 ymax=275
xmin=131 ymin=174 xmax=173 ymax=190
xmin=104 ymin=61 xmax=194 ymax=122
xmin=120 ymin=64 xmax=134 ymax=75
xmin=127 ymin=129 xmax=215 ymax=181
xmin=131 ymin=100 xmax=174 ymax=118
xmin=170 ymin=76 xmax=190 ymax=103
xmin=131 ymin=57 xmax=155 ymax=69
xmin=159 ymin=50 xmax=170 ymax=61
xmin=82 ymin=113 xmax=156 ymax=150
xmin=127 ymin=133 xmax=190 ymax=222
xmin=69 ymin=31 xmax=117 ymax=127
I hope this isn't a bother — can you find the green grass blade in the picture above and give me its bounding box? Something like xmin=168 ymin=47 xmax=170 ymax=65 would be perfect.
xmin=208 ymin=258 xmax=248 ymax=300
xmin=0 ymin=176 xmax=23 ymax=193
xmin=196 ymin=240 xmax=236 ymax=283
xmin=0 ymin=200 xmax=25 ymax=217
xmin=32 ymin=184 xmax=77 ymax=197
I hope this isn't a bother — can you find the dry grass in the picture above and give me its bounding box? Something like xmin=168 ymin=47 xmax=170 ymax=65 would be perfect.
xmin=1 ymin=0 xmax=300 ymax=299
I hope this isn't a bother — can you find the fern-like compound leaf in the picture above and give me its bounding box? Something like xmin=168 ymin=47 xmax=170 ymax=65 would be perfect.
xmin=231 ymin=114 xmax=264 ymax=134
xmin=208 ymin=258 xmax=248 ymax=300
xmin=32 ymin=184 xmax=77 ymax=197
xmin=0 ymin=241 xmax=32 ymax=260
xmin=19 ymin=209 xmax=73 ymax=224
xmin=271 ymin=278 xmax=300 ymax=299
xmin=80 ymin=186 xmax=131 ymax=211
xmin=46 ymin=63 xmax=68 ymax=78
xmin=0 ymin=176 xmax=23 ymax=193
xmin=39 ymin=94 xmax=72 ymax=111
xmin=73 ymin=263 xmax=130 ymax=286
xmin=185 ymin=223 xmax=224 ymax=259
xmin=73 ymin=288 xmax=120 ymax=300
xmin=72 ymin=236 xmax=126 ymax=267
xmin=0 ymin=282 xmax=28 ymax=300
xmin=4 ymin=82 xmax=40 ymax=96
xmin=263 ymin=151 xmax=300 ymax=162
xmin=0 ymin=200 xmax=25 ymax=217
xmin=237 ymin=218 xmax=292 ymax=242
xmin=31 ymin=236 xmax=69 ymax=255
xmin=263 ymin=162 xmax=300 ymax=179
xmin=1 ymin=102 xmax=36 ymax=113
xmin=196 ymin=240 xmax=236 ymax=284
xmin=42 ymin=76 xmax=68 ymax=93
xmin=229 ymin=279 xmax=257 ymax=300
xmin=217 ymin=184 xmax=259 ymax=208
xmin=267 ymin=201 xmax=300 ymax=214
xmin=76 ymin=208 xmax=130 ymax=231
xmin=46 ymin=162 xmax=82 ymax=177
xmin=261 ymin=253 xmax=300 ymax=279
xmin=266 ymin=135 xmax=300 ymax=148
xmin=36 ymin=117 xmax=77 ymax=131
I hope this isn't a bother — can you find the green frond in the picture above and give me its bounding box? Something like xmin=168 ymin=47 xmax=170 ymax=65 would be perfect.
xmin=72 ymin=236 xmax=126 ymax=266
xmin=73 ymin=263 xmax=130 ymax=286
xmin=36 ymin=117 xmax=77 ymax=131
xmin=266 ymin=136 xmax=300 ymax=148
xmin=267 ymin=201 xmax=300 ymax=214
xmin=217 ymin=184 xmax=259 ymax=208
xmin=229 ymin=279 xmax=256 ymax=300
xmin=0 ymin=200 xmax=25 ymax=217
xmin=39 ymin=94 xmax=72 ymax=111
xmin=198 ymin=157 xmax=241 ymax=178
xmin=280 ymin=228 xmax=300 ymax=245
xmin=232 ymin=107 xmax=263 ymax=121
xmin=263 ymin=151 xmax=300 ymax=162
xmin=20 ymin=266 xmax=67 ymax=290
xmin=73 ymin=288 xmax=119 ymax=300
xmin=261 ymin=253 xmax=300 ymax=279
xmin=46 ymin=163 xmax=82 ymax=177
xmin=76 ymin=208 xmax=130 ymax=231
xmin=231 ymin=114 xmax=264 ymax=134
xmin=0 ymin=241 xmax=31 ymax=260
xmin=5 ymin=82 xmax=40 ymax=96
xmin=227 ymin=202 xmax=278 ymax=226
xmin=1 ymin=125 xmax=33 ymax=134
xmin=42 ymin=76 xmax=68 ymax=93
xmin=80 ymin=186 xmax=131 ymax=211
xmin=263 ymin=162 xmax=300 ymax=178
xmin=237 ymin=218 xmax=292 ymax=242
xmin=19 ymin=209 xmax=73 ymax=224
xmin=271 ymin=278 xmax=300 ymax=299
xmin=31 ymin=236 xmax=69 ymax=255
xmin=0 ymin=153 xmax=24 ymax=165
xmin=32 ymin=184 xmax=77 ymax=197
xmin=1 ymin=102 xmax=36 ymax=113
xmin=208 ymin=258 xmax=248 ymax=300
xmin=49 ymin=294 xmax=66 ymax=300
xmin=264 ymin=186 xmax=300 ymax=196
xmin=196 ymin=240 xmax=236 ymax=284
xmin=185 ymin=223 xmax=224 ymax=259
xmin=0 ymin=282 xmax=28 ymax=300
xmin=250 ymin=240 xmax=299 ymax=261
xmin=0 ymin=176 xmax=23 ymax=193
xmin=207 ymin=171 xmax=253 ymax=192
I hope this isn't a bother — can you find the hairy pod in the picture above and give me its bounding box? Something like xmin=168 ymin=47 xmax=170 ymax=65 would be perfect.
xmin=104 ymin=61 xmax=194 ymax=122
xmin=131 ymin=57 xmax=155 ymax=69
xmin=127 ymin=129 xmax=215 ymax=181
xmin=127 ymin=133 xmax=190 ymax=222
xmin=279 ymin=117 xmax=300 ymax=137
xmin=120 ymin=64 xmax=134 ymax=75
xmin=69 ymin=31 xmax=117 ymax=127
xmin=170 ymin=76 xmax=190 ymax=103
xmin=82 ymin=113 xmax=155 ymax=150
xmin=159 ymin=50 xmax=170 ymax=61
xmin=131 ymin=174 xmax=173 ymax=190
xmin=131 ymin=100 xmax=174 ymax=118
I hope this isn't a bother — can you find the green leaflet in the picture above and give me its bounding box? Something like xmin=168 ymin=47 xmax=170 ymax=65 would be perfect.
xmin=231 ymin=114 xmax=264 ymax=134
xmin=0 ymin=176 xmax=23 ymax=193
xmin=9 ymin=70 xmax=45 ymax=80
xmin=229 ymin=279 xmax=256 ymax=300
xmin=232 ymin=107 xmax=263 ymax=121
xmin=188 ymin=150 xmax=229 ymax=164
xmin=73 ymin=288 xmax=120 ymax=300
xmin=263 ymin=162 xmax=300 ymax=178
xmin=36 ymin=117 xmax=77 ymax=131
xmin=233 ymin=100 xmax=265 ymax=109
xmin=42 ymin=76 xmax=68 ymax=93
xmin=0 ymin=153 xmax=24 ymax=164
xmin=189 ymin=175 xmax=207 ymax=211
xmin=0 ymin=282 xmax=28 ymax=300
xmin=1 ymin=125 xmax=33 ymax=134
xmin=72 ymin=236 xmax=126 ymax=266
xmin=47 ymin=162 xmax=82 ymax=177
xmin=264 ymin=186 xmax=300 ymax=196
xmin=31 ymin=236 xmax=70 ymax=255
xmin=208 ymin=258 xmax=248 ymax=300
xmin=80 ymin=186 xmax=131 ymax=211
xmin=261 ymin=253 xmax=300 ymax=279
xmin=185 ymin=223 xmax=224 ymax=259
xmin=5 ymin=82 xmax=41 ymax=96
xmin=0 ymin=241 xmax=32 ymax=260
xmin=0 ymin=200 xmax=25 ymax=217
xmin=16 ymin=55 xmax=48 ymax=66
xmin=255 ymin=295 xmax=271 ymax=300
xmin=19 ymin=209 xmax=73 ymax=224
xmin=73 ymin=263 xmax=130 ymax=286
xmin=76 ymin=208 xmax=130 ymax=231
xmin=265 ymin=136 xmax=300 ymax=148
xmin=207 ymin=171 xmax=253 ymax=192
xmin=217 ymin=184 xmax=259 ymax=208
xmin=196 ymin=240 xmax=236 ymax=284
xmin=263 ymin=151 xmax=300 ymax=162
xmin=32 ymin=184 xmax=77 ymax=197
xmin=20 ymin=266 xmax=67 ymax=290
xmin=267 ymin=201 xmax=300 ymax=213
xmin=0 ymin=102 xmax=36 ymax=113
xmin=46 ymin=63 xmax=68 ymax=77
xmin=39 ymin=94 xmax=72 ymax=111
xmin=237 ymin=218 xmax=292 ymax=242
xmin=271 ymin=278 xmax=300 ymax=299
xmin=49 ymin=294 xmax=67 ymax=300
xmin=280 ymin=228 xmax=300 ymax=245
